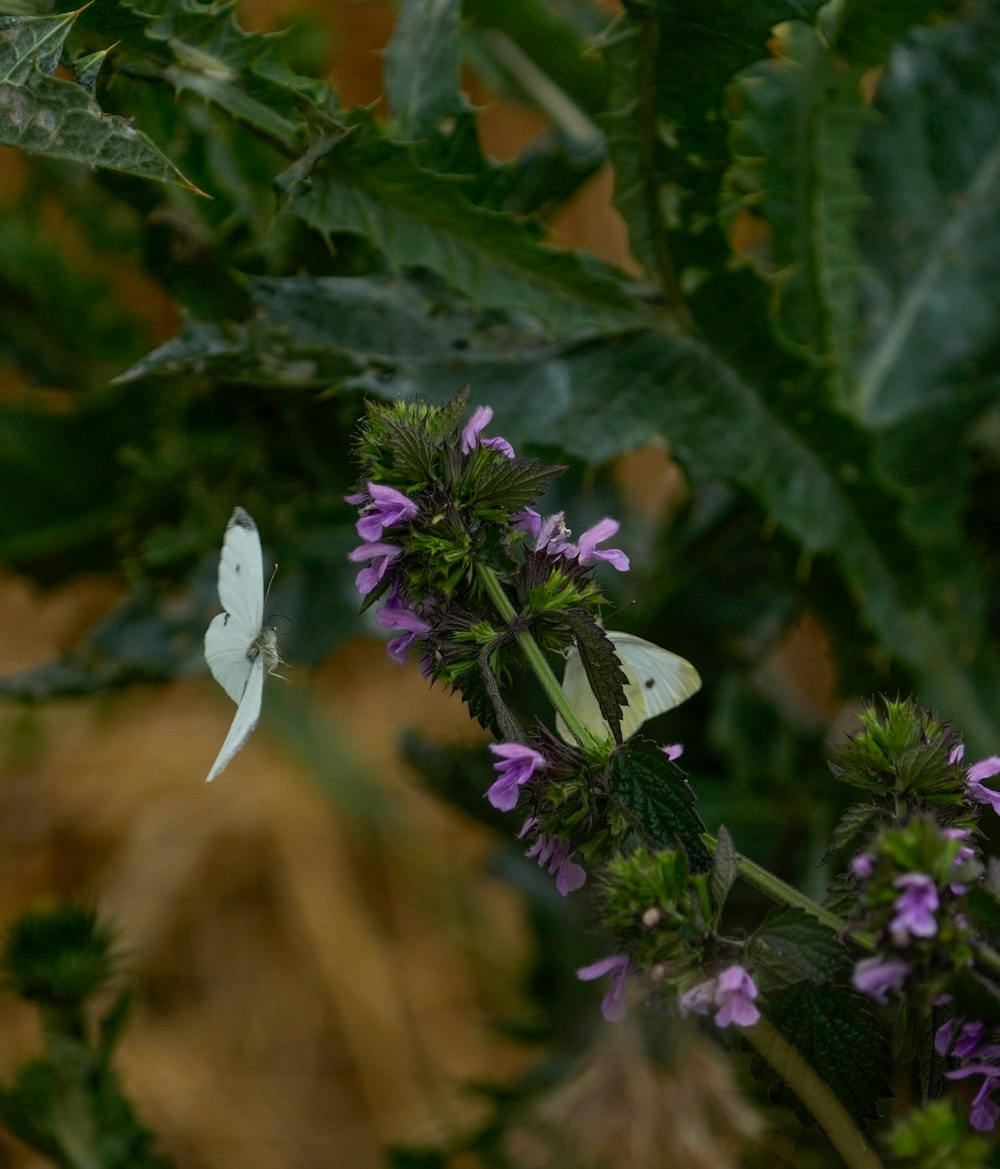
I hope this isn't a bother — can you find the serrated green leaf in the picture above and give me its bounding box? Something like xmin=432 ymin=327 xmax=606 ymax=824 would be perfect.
xmin=603 ymin=0 xmax=825 ymax=295
xmin=469 ymin=457 xmax=564 ymax=514
xmin=822 ymin=801 xmax=879 ymax=862
xmin=764 ymin=983 xmax=889 ymax=1125
xmin=710 ymin=824 xmax=739 ymax=910
xmin=856 ymin=6 xmax=1000 ymax=423
xmin=609 ymin=737 xmax=711 ymax=871
xmin=283 ymin=112 xmax=642 ymax=334
xmin=0 ymin=9 xmax=198 ymax=188
xmin=754 ymin=908 xmax=851 ymax=985
xmin=562 ymin=609 xmax=628 ymax=744
xmin=384 ymin=0 xmax=480 ymax=174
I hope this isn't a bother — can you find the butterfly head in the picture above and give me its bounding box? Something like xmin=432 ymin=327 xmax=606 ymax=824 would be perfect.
xmin=247 ymin=626 xmax=281 ymax=672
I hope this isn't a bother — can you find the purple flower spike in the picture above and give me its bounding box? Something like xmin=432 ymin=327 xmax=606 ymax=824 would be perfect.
xmin=461 ymin=405 xmax=515 ymax=458
xmin=375 ymin=584 xmax=431 ymax=664
xmin=486 ymin=743 xmax=546 ymax=811
xmin=891 ymin=872 xmax=940 ymax=939
xmin=349 ymin=542 xmax=403 ymax=596
xmin=852 ymin=955 xmax=911 ymax=1003
xmin=713 ymin=965 xmax=761 ymax=1028
xmin=946 ymin=1064 xmax=1000 ymax=1132
xmin=850 ymin=852 xmax=875 ymax=879
xmin=525 ymin=832 xmax=586 ymax=896
xmin=566 ymin=518 xmax=630 ymax=572
xmin=355 ymin=482 xmax=418 ymax=542
xmin=577 ymin=954 xmax=630 ymax=1022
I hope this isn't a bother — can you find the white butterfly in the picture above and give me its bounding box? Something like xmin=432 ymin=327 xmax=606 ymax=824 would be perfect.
xmin=557 ymin=631 xmax=701 ymax=743
xmin=203 ymin=507 xmax=281 ymax=782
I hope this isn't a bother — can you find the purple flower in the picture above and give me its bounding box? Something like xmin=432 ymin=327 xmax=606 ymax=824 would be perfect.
xmin=955 ymin=1021 xmax=988 ymax=1059
xmin=891 ymin=872 xmax=940 ymax=939
xmin=661 ymin=743 xmax=684 ymax=762
xmin=513 ymin=508 xmax=571 ymax=555
xmin=348 ymin=541 xmax=403 ymax=596
xmin=852 ymin=956 xmax=910 ymax=1003
xmin=355 ymin=482 xmax=418 ymax=542
xmin=967 ymin=757 xmax=1000 ymax=814
xmin=460 ymin=405 xmax=515 ymax=458
xmin=577 ymin=954 xmax=630 ymax=1022
xmin=486 ymin=743 xmax=546 ymax=812
xmin=946 ymin=1064 xmax=1000 ymax=1132
xmin=678 ymin=977 xmax=717 ymax=1018
xmin=850 ymin=852 xmax=875 ymax=879
xmin=565 ymin=518 xmax=630 ymax=572
xmin=950 ymin=743 xmax=966 ymax=765
xmin=713 ymin=965 xmax=761 ymax=1028
xmin=344 ymin=490 xmax=368 ymax=506
xmin=525 ymin=831 xmax=587 ymax=896
xmin=374 ymin=583 xmax=431 ymax=664
xmin=935 ymin=1018 xmax=956 ymax=1056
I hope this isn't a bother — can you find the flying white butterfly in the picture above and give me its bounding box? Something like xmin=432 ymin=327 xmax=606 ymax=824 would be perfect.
xmin=557 ymin=630 xmax=701 ymax=743
xmin=203 ymin=507 xmax=281 ymax=782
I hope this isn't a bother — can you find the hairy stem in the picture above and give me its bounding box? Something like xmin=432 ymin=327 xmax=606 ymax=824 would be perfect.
xmin=476 ymin=562 xmax=591 ymax=743
xmin=744 ymin=1018 xmax=885 ymax=1169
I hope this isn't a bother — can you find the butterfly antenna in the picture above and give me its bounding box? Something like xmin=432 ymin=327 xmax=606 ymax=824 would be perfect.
xmin=265 ymin=562 xmax=279 ymax=600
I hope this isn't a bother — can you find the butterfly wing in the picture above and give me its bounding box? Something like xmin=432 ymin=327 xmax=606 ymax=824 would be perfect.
xmin=556 ymin=631 xmax=701 ymax=743
xmin=204 ymin=610 xmax=255 ymax=704
xmin=610 ymin=632 xmax=702 ymax=723
xmin=206 ymin=653 xmax=265 ymax=782
xmin=217 ymin=507 xmax=265 ymax=636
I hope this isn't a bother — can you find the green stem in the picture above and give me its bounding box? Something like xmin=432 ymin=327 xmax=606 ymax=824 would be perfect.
xmin=476 ymin=562 xmax=591 ymax=743
xmin=744 ymin=1018 xmax=885 ymax=1169
xmin=704 ymin=835 xmax=876 ymax=952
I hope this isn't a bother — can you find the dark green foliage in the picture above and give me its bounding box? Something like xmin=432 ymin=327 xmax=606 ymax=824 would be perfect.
xmin=561 ymin=609 xmax=628 ymax=745
xmin=753 ymin=908 xmax=851 ymax=987
xmin=0 ymin=904 xmax=173 ymax=1168
xmin=762 ymin=983 xmax=890 ymax=1127
xmin=609 ymin=737 xmax=711 ymax=872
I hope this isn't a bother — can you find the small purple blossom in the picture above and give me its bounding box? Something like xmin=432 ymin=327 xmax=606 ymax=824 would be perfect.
xmin=946 ymin=1063 xmax=1000 ymax=1132
xmin=354 ymin=482 xmax=418 ymax=542
xmin=486 ymin=743 xmax=546 ymax=812
xmin=891 ymin=872 xmax=940 ymax=939
xmin=348 ymin=541 xmax=403 ymax=596
xmin=460 ymin=405 xmax=515 ymax=458
xmin=577 ymin=954 xmax=631 ymax=1022
xmin=661 ymin=743 xmax=685 ymax=762
xmin=679 ymin=966 xmax=760 ymax=1028
xmin=678 ymin=978 xmax=716 ymax=1018
xmin=850 ymin=852 xmax=875 ymax=879
xmin=374 ymin=582 xmax=431 ymax=664
xmin=967 ymin=757 xmax=1000 ymax=814
xmin=525 ymin=831 xmax=587 ymax=895
xmin=950 ymin=743 xmax=966 ymax=765
xmin=852 ymin=955 xmax=911 ymax=1003
xmin=565 ymin=518 xmax=630 ymax=572
xmin=713 ymin=965 xmax=761 ymax=1028
xmin=513 ymin=508 xmax=572 ymax=555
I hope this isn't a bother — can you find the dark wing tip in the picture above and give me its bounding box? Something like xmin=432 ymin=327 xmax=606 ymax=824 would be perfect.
xmin=228 ymin=506 xmax=258 ymax=531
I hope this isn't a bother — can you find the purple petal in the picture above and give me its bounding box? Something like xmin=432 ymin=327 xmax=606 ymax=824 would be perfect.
xmin=968 ymin=756 xmax=1000 ymax=784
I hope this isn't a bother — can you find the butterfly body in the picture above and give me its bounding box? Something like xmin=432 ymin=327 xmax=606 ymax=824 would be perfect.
xmin=557 ymin=630 xmax=701 ymax=743
xmin=204 ymin=507 xmax=280 ymax=781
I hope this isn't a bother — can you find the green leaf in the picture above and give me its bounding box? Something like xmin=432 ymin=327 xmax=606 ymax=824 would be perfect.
xmin=602 ymin=0 xmax=825 ymax=294
xmin=77 ymin=0 xmax=329 ymax=147
xmin=856 ymin=5 xmax=1000 ymax=423
xmin=763 ymin=983 xmax=889 ymax=1126
xmin=0 ymin=10 xmax=199 ymax=188
xmin=609 ymin=737 xmax=711 ymax=872
xmin=562 ymin=609 xmax=628 ymax=744
xmin=822 ymin=801 xmax=879 ymax=863
xmin=753 ymin=908 xmax=851 ymax=985
xmin=469 ymin=456 xmax=564 ymax=514
xmin=710 ymin=824 xmax=739 ymax=910
xmin=384 ymin=0 xmax=480 ymax=173
xmin=723 ymin=23 xmax=868 ymax=402
xmin=282 ymin=111 xmax=642 ymax=334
